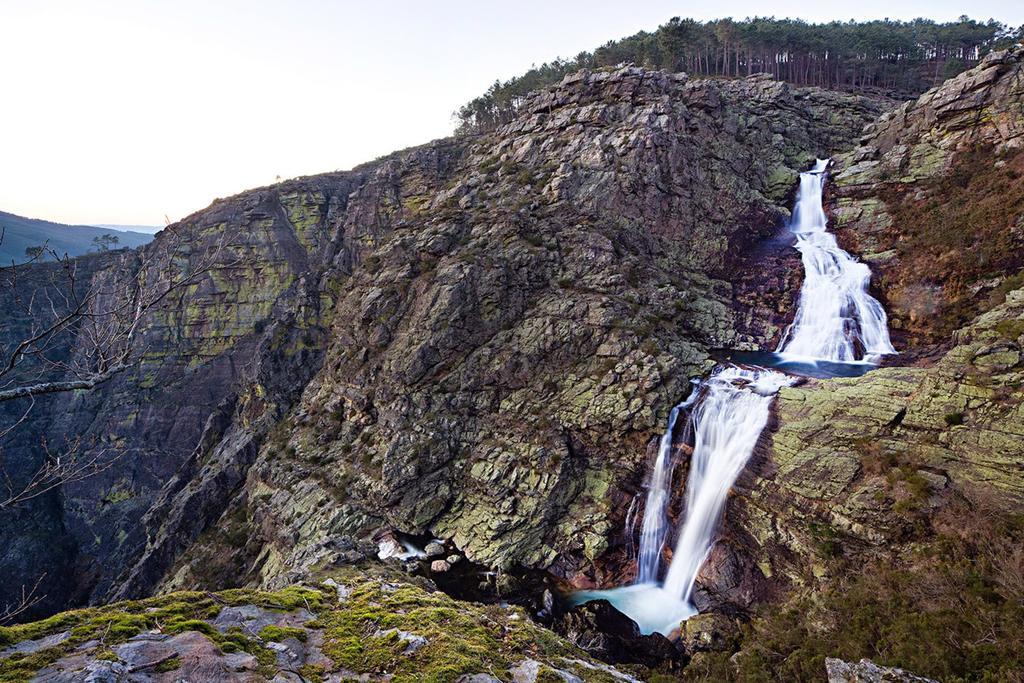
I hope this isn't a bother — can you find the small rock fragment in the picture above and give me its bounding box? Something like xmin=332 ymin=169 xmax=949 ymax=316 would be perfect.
xmin=424 ymin=540 xmax=446 ymax=558
xmin=322 ymin=578 xmax=351 ymax=603
xmin=375 ymin=628 xmax=429 ymax=655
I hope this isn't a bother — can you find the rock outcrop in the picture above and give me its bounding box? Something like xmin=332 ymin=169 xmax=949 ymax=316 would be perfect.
xmin=673 ymin=46 xmax=1024 ymax=612
xmin=685 ymin=49 xmax=1024 ymax=683
xmin=114 ymin=73 xmax=899 ymax=606
xmin=730 ymin=283 xmax=1024 ymax=595
xmin=829 ymin=47 xmax=1024 ymax=347
xmin=826 ymin=658 xmax=938 ymax=683
xmin=0 ymin=66 xmax=885 ymax=622
xmin=167 ymin=69 xmax=886 ymax=596
xmin=1 ymin=43 xmax=1022 ymax=683
xmin=0 ymin=570 xmax=642 ymax=682
xmin=0 ymin=160 xmax=429 ymax=617
xmin=721 ymin=47 xmax=1024 ymax=594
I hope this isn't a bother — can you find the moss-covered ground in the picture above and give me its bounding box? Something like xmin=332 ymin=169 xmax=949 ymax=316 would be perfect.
xmin=0 ymin=571 xmax=633 ymax=682
xmin=0 ymin=587 xmax=319 ymax=682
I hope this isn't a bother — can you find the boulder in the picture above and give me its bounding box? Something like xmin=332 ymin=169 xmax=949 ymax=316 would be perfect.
xmin=680 ymin=613 xmax=739 ymax=655
xmin=555 ymin=599 xmax=679 ymax=667
xmin=826 ymin=657 xmax=939 ymax=683
xmin=424 ymin=541 xmax=446 ymax=558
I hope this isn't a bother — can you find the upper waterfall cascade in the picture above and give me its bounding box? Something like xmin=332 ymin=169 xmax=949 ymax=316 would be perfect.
xmin=776 ymin=159 xmax=896 ymax=363
xmin=571 ymin=158 xmax=896 ymax=635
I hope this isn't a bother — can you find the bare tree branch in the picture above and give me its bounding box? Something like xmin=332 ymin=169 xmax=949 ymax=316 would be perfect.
xmin=0 ymin=572 xmax=46 ymax=625
xmin=0 ymin=225 xmax=239 ymax=513
xmin=0 ymin=437 xmax=122 ymax=510
xmin=0 ymin=364 xmax=129 ymax=402
xmin=0 ymin=226 xmax=234 ymax=403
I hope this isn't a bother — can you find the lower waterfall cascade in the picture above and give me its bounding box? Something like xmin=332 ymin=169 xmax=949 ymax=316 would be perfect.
xmin=571 ymin=158 xmax=896 ymax=635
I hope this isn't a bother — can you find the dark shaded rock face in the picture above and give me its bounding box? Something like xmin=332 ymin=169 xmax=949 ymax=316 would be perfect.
xmin=0 ymin=167 xmax=390 ymax=616
xmin=0 ymin=253 xmax=121 ymax=617
xmin=555 ymin=599 xmax=679 ymax=667
xmin=0 ymin=67 xmax=883 ymax=618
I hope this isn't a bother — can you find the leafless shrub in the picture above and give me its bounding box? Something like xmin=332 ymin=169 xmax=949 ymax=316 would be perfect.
xmin=0 ymin=573 xmax=46 ymax=625
xmin=0 ymin=224 xmax=237 ymax=510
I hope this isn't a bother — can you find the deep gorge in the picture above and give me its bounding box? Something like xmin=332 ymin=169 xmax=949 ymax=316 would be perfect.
xmin=1 ymin=45 xmax=1023 ymax=682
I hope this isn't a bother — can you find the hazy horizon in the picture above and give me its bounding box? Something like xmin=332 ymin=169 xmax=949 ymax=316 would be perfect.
xmin=2 ymin=0 xmax=1022 ymax=226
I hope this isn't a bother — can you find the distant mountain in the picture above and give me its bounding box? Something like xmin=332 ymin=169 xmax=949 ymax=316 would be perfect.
xmin=92 ymin=223 xmax=164 ymax=235
xmin=0 ymin=211 xmax=154 ymax=264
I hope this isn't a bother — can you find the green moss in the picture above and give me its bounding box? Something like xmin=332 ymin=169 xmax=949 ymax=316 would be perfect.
xmin=164 ymin=619 xmax=219 ymax=638
xmin=259 ymin=625 xmax=308 ymax=643
xmin=944 ymin=411 xmax=965 ymax=426
xmin=0 ymin=586 xmax=322 ymax=681
xmin=217 ymin=586 xmax=325 ymax=612
xmin=101 ymin=482 xmax=136 ymax=505
xmin=536 ymin=667 xmax=566 ymax=683
xmin=1 ymin=574 xmax=615 ymax=682
xmin=299 ymin=663 xmax=327 ymax=682
xmin=315 ymin=573 xmax=581 ymax=683
xmin=807 ymin=521 xmax=842 ymax=559
xmin=993 ymin=318 xmax=1024 ymax=340
xmin=0 ymin=610 xmax=88 ymax=648
xmin=153 ymin=654 xmax=182 ymax=673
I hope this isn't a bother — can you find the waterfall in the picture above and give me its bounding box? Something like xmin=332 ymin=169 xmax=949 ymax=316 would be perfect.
xmin=660 ymin=367 xmax=792 ymax=601
xmin=776 ymin=159 xmax=896 ymax=363
xmin=635 ymin=384 xmax=699 ymax=584
xmin=572 ymin=158 xmax=896 ymax=635
xmin=635 ymin=404 xmax=684 ymax=584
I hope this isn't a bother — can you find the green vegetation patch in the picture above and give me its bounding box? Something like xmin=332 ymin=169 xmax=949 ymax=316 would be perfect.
xmin=0 ymin=572 xmax=621 ymax=683
xmin=153 ymin=654 xmax=182 ymax=673
xmin=313 ymin=573 xmax=581 ymax=683
xmin=0 ymin=586 xmax=321 ymax=682
xmin=258 ymin=625 xmax=308 ymax=643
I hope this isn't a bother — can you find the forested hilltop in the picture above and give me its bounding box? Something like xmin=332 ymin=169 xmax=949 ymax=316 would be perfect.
xmin=457 ymin=15 xmax=1023 ymax=130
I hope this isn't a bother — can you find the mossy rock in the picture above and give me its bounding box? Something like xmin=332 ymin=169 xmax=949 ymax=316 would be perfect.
xmin=0 ymin=571 xmax=639 ymax=682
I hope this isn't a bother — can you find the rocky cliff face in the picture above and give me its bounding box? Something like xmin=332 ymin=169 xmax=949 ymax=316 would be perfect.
xmin=695 ymin=50 xmax=1024 ymax=681
xmin=725 ymin=48 xmax=1024 ymax=594
xmin=0 ymin=253 xmax=118 ymax=617
xmin=161 ymin=69 xmax=886 ymax=598
xmin=0 ymin=68 xmax=883 ymax=621
xmin=7 ymin=53 xmax=1023 ymax=682
xmin=829 ymin=47 xmax=1024 ymax=348
xmin=0 ymin=166 xmax=401 ymax=616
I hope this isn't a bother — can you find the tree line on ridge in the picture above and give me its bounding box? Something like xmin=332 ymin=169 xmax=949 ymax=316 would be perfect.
xmin=456 ymin=16 xmax=1023 ymax=131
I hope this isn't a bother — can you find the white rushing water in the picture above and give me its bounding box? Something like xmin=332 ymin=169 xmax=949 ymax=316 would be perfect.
xmin=571 ymin=158 xmax=895 ymax=635
xmin=776 ymin=159 xmax=896 ymax=363
xmin=635 ymin=389 xmax=697 ymax=584
xmin=660 ymin=367 xmax=793 ymax=601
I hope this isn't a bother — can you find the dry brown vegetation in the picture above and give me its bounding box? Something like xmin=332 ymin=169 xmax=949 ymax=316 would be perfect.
xmin=689 ymin=487 xmax=1024 ymax=682
xmin=879 ymin=145 xmax=1024 ymax=342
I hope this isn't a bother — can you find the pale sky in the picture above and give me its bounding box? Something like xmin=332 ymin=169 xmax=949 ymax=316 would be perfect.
xmin=1 ymin=1 xmax=1021 ymax=226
